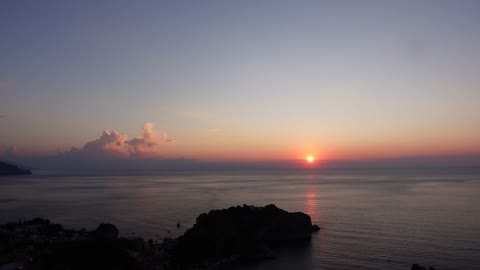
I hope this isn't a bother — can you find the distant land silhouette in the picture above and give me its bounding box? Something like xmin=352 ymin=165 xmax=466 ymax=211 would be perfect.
xmin=2 ymin=154 xmax=480 ymax=175
xmin=0 ymin=161 xmax=32 ymax=176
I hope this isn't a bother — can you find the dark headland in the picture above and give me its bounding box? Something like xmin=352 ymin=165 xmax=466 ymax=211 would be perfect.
xmin=0 ymin=204 xmax=435 ymax=270
xmin=0 ymin=161 xmax=32 ymax=176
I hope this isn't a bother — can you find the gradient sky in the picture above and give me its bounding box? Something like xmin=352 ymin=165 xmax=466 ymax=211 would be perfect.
xmin=1 ymin=0 xmax=480 ymax=161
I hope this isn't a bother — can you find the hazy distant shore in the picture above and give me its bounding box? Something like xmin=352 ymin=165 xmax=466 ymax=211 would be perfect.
xmin=2 ymin=155 xmax=480 ymax=176
xmin=0 ymin=161 xmax=32 ymax=176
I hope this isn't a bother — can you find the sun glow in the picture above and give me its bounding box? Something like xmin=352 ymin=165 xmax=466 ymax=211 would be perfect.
xmin=306 ymin=156 xmax=314 ymax=163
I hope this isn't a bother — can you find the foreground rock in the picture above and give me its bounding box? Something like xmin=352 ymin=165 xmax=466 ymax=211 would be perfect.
xmin=0 ymin=218 xmax=148 ymax=270
xmin=0 ymin=205 xmax=319 ymax=269
xmin=0 ymin=161 xmax=32 ymax=176
xmin=0 ymin=210 xmax=440 ymax=270
xmin=0 ymin=205 xmax=320 ymax=269
xmin=172 ymin=204 xmax=319 ymax=268
xmin=411 ymin=264 xmax=437 ymax=270
xmin=92 ymin=223 xmax=119 ymax=240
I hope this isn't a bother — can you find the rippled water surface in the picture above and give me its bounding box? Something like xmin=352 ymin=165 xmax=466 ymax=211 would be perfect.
xmin=1 ymin=168 xmax=479 ymax=270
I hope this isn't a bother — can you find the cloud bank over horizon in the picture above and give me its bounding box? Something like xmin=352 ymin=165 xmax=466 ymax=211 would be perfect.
xmin=62 ymin=123 xmax=172 ymax=159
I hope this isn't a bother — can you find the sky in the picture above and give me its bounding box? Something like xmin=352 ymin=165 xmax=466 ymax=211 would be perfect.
xmin=1 ymin=0 xmax=480 ymax=164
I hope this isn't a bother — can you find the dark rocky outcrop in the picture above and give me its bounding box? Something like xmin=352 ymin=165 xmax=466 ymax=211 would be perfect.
xmin=0 ymin=210 xmax=437 ymax=270
xmin=411 ymin=263 xmax=437 ymax=270
xmin=0 ymin=205 xmax=321 ymax=269
xmin=0 ymin=161 xmax=32 ymax=176
xmin=172 ymin=204 xmax=319 ymax=268
xmin=92 ymin=223 xmax=119 ymax=241
xmin=0 ymin=218 xmax=146 ymax=270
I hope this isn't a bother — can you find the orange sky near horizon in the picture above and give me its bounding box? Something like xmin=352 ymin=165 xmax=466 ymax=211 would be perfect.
xmin=1 ymin=1 xmax=480 ymax=162
xmin=5 ymin=134 xmax=479 ymax=162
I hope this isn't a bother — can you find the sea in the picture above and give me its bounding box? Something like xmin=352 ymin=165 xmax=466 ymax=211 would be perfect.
xmin=1 ymin=168 xmax=479 ymax=270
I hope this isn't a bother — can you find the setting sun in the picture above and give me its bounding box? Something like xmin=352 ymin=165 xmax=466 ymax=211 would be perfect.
xmin=306 ymin=156 xmax=315 ymax=163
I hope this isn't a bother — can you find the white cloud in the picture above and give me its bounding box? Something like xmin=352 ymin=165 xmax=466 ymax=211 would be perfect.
xmin=81 ymin=129 xmax=130 ymax=157
xmin=64 ymin=123 xmax=172 ymax=159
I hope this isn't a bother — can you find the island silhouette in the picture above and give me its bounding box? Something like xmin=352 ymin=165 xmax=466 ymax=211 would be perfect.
xmin=0 ymin=161 xmax=32 ymax=176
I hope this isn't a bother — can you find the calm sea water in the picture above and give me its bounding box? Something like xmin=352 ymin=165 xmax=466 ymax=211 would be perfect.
xmin=1 ymin=168 xmax=479 ymax=270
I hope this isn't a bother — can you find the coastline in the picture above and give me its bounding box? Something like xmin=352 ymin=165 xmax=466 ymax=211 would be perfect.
xmin=0 ymin=170 xmax=472 ymax=270
xmin=0 ymin=204 xmax=439 ymax=270
xmin=0 ymin=205 xmax=319 ymax=270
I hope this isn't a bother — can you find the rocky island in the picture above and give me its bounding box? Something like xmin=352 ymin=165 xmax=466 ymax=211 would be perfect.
xmin=0 ymin=162 xmax=32 ymax=176
xmin=1 ymin=204 xmax=317 ymax=270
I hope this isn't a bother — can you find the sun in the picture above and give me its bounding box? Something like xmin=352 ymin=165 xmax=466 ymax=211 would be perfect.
xmin=306 ymin=156 xmax=314 ymax=163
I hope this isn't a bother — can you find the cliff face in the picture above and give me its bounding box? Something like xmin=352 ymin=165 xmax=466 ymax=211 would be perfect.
xmin=0 ymin=161 xmax=32 ymax=176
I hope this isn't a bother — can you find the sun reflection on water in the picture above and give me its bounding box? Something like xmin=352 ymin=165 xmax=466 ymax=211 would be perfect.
xmin=303 ymin=175 xmax=319 ymax=223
